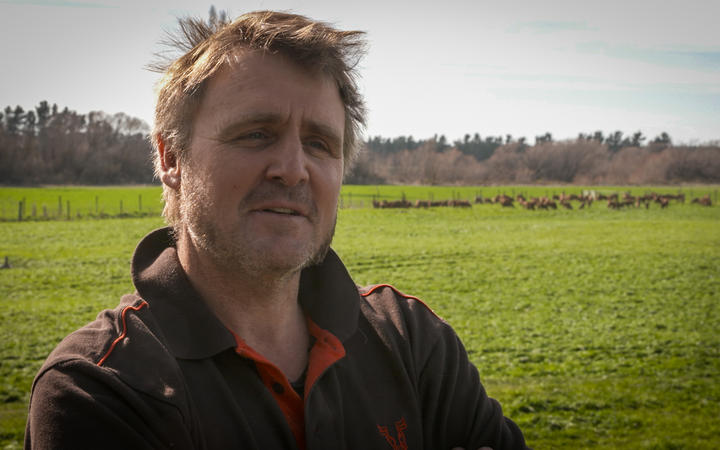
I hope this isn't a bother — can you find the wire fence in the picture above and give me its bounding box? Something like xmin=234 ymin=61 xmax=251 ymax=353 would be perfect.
xmin=1 ymin=194 xmax=161 ymax=221
xmin=1 ymin=187 xmax=716 ymax=221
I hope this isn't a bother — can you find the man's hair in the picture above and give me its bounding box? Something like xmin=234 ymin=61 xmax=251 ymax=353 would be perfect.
xmin=149 ymin=10 xmax=367 ymax=225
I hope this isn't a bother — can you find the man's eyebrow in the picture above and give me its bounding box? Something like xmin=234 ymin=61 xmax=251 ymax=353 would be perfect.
xmin=214 ymin=113 xmax=344 ymax=149
xmin=305 ymin=121 xmax=343 ymax=150
xmin=213 ymin=113 xmax=283 ymax=138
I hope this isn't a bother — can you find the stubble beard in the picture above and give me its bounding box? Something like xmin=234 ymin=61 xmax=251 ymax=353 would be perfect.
xmin=178 ymin=171 xmax=336 ymax=279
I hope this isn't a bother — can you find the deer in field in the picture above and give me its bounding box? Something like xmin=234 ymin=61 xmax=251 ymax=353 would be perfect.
xmin=691 ymin=195 xmax=712 ymax=206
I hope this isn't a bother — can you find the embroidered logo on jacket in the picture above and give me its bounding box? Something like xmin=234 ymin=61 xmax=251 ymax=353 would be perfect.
xmin=377 ymin=417 xmax=408 ymax=450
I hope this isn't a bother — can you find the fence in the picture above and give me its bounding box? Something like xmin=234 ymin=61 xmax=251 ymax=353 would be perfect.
xmin=2 ymin=194 xmax=160 ymax=221
xmin=2 ymin=187 xmax=717 ymax=221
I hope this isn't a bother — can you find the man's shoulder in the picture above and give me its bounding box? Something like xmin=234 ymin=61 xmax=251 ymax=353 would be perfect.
xmin=355 ymin=283 xmax=452 ymax=344
xmin=357 ymin=284 xmax=446 ymax=321
xmin=34 ymin=293 xmax=179 ymax=400
xmin=41 ymin=295 xmax=151 ymax=365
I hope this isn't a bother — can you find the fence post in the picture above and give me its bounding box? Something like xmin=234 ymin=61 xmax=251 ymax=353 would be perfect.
xmin=95 ymin=196 xmax=99 ymax=214
xmin=43 ymin=205 xmax=48 ymax=219
xmin=58 ymin=196 xmax=62 ymax=217
xmin=66 ymin=200 xmax=71 ymax=220
xmin=18 ymin=201 xmax=23 ymax=221
xmin=120 ymin=200 xmax=124 ymax=215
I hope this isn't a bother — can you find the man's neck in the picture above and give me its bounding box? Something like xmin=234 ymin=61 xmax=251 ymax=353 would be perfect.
xmin=175 ymin=231 xmax=310 ymax=381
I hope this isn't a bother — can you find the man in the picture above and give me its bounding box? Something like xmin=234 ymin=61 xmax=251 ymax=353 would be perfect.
xmin=25 ymin=11 xmax=529 ymax=450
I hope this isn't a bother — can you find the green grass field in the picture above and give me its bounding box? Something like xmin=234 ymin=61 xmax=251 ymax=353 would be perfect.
xmin=1 ymin=185 xmax=719 ymax=449
xmin=0 ymin=186 xmax=164 ymax=221
xmin=2 ymin=184 xmax=717 ymax=220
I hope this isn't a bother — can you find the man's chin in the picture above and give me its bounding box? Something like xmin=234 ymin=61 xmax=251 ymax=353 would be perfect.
xmin=220 ymin=241 xmax=323 ymax=276
xmin=304 ymin=243 xmax=331 ymax=268
xmin=269 ymin=242 xmax=330 ymax=271
xmin=182 ymin=217 xmax=334 ymax=277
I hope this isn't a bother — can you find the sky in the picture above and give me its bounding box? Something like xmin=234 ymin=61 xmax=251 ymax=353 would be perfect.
xmin=1 ymin=0 xmax=719 ymax=145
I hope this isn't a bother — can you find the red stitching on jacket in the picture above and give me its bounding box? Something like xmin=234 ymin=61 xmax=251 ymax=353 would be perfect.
xmin=361 ymin=284 xmax=441 ymax=319
xmin=97 ymin=301 xmax=149 ymax=367
xmin=377 ymin=417 xmax=408 ymax=450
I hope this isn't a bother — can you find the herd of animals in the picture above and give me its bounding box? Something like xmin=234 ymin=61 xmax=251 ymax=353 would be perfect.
xmin=371 ymin=192 xmax=714 ymax=210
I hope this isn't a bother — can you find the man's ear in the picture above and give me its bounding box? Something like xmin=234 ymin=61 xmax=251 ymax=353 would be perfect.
xmin=157 ymin=134 xmax=181 ymax=189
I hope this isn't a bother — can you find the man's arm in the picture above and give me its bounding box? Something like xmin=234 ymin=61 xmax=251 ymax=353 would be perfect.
xmin=358 ymin=285 xmax=529 ymax=449
xmin=415 ymin=315 xmax=529 ymax=450
xmin=25 ymin=361 xmax=192 ymax=450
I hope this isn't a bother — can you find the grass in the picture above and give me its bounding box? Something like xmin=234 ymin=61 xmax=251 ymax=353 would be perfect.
xmin=0 ymin=186 xmax=164 ymax=221
xmin=1 ymin=185 xmax=719 ymax=448
xmin=332 ymin=205 xmax=719 ymax=449
xmin=2 ymin=185 xmax=717 ymax=220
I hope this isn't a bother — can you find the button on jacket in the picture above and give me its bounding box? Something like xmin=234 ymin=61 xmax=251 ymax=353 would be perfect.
xmin=26 ymin=227 xmax=529 ymax=449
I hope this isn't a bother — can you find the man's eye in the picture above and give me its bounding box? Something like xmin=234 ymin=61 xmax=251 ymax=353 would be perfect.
xmin=225 ymin=131 xmax=271 ymax=147
xmin=305 ymin=139 xmax=333 ymax=155
xmin=241 ymin=131 xmax=269 ymax=140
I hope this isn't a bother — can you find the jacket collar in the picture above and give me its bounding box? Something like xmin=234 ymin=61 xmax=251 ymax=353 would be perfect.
xmin=131 ymin=227 xmax=360 ymax=360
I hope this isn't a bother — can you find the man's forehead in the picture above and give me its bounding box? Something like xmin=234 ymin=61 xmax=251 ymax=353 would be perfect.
xmin=219 ymin=48 xmax=331 ymax=85
xmin=193 ymin=50 xmax=345 ymax=140
xmin=201 ymin=50 xmax=339 ymax=107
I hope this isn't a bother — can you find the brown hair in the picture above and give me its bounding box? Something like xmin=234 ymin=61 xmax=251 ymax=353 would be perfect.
xmin=149 ymin=11 xmax=367 ymax=225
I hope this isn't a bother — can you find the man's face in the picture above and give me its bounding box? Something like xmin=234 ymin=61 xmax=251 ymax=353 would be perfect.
xmin=177 ymin=50 xmax=345 ymax=276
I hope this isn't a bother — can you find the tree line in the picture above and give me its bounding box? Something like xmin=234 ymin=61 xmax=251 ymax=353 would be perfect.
xmin=350 ymin=133 xmax=719 ymax=185
xmin=0 ymin=102 xmax=154 ymax=185
xmin=2 ymin=101 xmax=718 ymax=186
xmin=366 ymin=129 xmax=674 ymax=160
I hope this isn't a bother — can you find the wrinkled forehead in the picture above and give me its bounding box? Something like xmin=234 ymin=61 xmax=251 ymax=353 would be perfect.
xmin=207 ymin=48 xmax=342 ymax=109
xmin=192 ymin=49 xmax=345 ymax=141
xmin=222 ymin=46 xmax=336 ymax=85
xmin=186 ymin=46 xmax=341 ymax=121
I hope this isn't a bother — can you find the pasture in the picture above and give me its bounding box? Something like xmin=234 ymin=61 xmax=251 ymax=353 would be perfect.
xmin=1 ymin=185 xmax=719 ymax=449
xmin=1 ymin=184 xmax=717 ymax=220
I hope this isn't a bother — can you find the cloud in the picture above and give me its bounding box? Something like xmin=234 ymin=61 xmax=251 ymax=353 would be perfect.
xmin=0 ymin=0 xmax=116 ymax=8
xmin=578 ymin=42 xmax=720 ymax=71
xmin=508 ymin=21 xmax=593 ymax=34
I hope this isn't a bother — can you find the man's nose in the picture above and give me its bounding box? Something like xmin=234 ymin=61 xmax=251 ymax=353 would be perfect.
xmin=265 ymin=134 xmax=310 ymax=186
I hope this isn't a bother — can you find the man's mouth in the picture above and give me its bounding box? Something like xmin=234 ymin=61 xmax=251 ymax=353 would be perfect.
xmin=263 ymin=207 xmax=301 ymax=216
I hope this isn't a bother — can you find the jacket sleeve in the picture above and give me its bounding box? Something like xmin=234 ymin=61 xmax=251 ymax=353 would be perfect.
xmin=415 ymin=316 xmax=530 ymax=450
xmin=25 ymin=360 xmax=193 ymax=450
